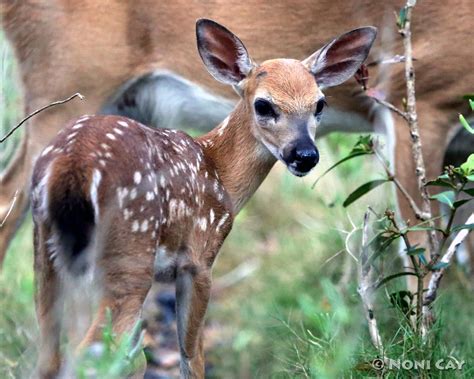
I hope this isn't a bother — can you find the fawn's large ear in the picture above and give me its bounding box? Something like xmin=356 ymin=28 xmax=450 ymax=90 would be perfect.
xmin=303 ymin=27 xmax=377 ymax=89
xmin=196 ymin=18 xmax=254 ymax=86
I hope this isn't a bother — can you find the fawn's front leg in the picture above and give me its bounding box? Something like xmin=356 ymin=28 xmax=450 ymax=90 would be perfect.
xmin=176 ymin=266 xmax=212 ymax=379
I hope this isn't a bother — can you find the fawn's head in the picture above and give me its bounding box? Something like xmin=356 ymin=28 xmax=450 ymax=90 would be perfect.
xmin=196 ymin=19 xmax=376 ymax=176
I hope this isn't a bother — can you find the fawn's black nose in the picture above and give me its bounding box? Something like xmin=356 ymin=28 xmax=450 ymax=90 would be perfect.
xmin=283 ymin=141 xmax=319 ymax=176
xmin=294 ymin=148 xmax=319 ymax=172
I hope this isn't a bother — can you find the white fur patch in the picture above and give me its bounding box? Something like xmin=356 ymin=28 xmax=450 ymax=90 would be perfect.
xmin=134 ymin=171 xmax=142 ymax=185
xmin=90 ymin=169 xmax=102 ymax=222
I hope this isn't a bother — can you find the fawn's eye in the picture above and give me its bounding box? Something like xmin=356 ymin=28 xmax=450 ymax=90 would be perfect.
xmin=254 ymin=99 xmax=277 ymax=119
xmin=314 ymin=98 xmax=326 ymax=117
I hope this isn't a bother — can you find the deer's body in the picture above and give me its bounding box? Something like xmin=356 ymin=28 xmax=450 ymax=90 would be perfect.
xmin=32 ymin=115 xmax=235 ymax=377
xmin=31 ymin=20 xmax=376 ymax=378
xmin=1 ymin=0 xmax=473 ymax=267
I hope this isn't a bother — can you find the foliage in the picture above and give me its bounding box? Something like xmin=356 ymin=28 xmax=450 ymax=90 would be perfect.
xmin=75 ymin=310 xmax=145 ymax=379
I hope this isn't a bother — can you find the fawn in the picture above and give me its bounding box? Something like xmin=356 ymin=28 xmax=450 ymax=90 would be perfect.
xmin=31 ymin=19 xmax=376 ymax=378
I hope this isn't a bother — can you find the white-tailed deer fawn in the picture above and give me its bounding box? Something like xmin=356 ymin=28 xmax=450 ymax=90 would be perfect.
xmin=2 ymin=1 xmax=473 ymax=273
xmin=31 ymin=19 xmax=376 ymax=378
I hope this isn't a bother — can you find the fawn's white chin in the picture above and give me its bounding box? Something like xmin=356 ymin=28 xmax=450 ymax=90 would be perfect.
xmin=287 ymin=163 xmax=313 ymax=177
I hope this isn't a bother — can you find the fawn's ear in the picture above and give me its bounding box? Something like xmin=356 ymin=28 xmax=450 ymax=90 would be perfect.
xmin=196 ymin=19 xmax=254 ymax=86
xmin=303 ymin=27 xmax=377 ymax=89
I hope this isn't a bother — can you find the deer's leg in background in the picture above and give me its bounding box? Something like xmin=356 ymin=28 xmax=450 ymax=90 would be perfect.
xmin=0 ymin=130 xmax=30 ymax=267
xmin=394 ymin=100 xmax=452 ymax=291
xmin=0 ymin=106 xmax=79 ymax=267
xmin=176 ymin=264 xmax=212 ymax=379
xmin=34 ymin=223 xmax=63 ymax=379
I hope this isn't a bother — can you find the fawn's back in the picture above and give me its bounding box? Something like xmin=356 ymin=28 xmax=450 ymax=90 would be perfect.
xmin=31 ymin=115 xmax=233 ymax=279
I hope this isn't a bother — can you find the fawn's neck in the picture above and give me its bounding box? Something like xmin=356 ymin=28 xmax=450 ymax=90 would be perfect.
xmin=197 ymin=101 xmax=276 ymax=213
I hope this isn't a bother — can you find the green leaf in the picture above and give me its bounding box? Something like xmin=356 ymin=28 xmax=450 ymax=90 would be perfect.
xmin=467 ymin=175 xmax=474 ymax=182
xmin=470 ymin=99 xmax=474 ymax=111
xmin=430 ymin=190 xmax=455 ymax=208
xmin=418 ymin=254 xmax=428 ymax=266
xmin=453 ymin=199 xmax=472 ymax=209
xmin=312 ymin=151 xmax=372 ymax=188
xmin=350 ymin=135 xmax=374 ymax=154
xmin=462 ymin=94 xmax=474 ymax=101
xmin=375 ymin=272 xmax=418 ymax=289
xmin=459 ymin=114 xmax=474 ymax=134
xmin=343 ymin=179 xmax=389 ymax=207
xmin=463 ymin=188 xmax=474 ymax=196
xmin=451 ymin=223 xmax=474 ymax=233
xmin=425 ymin=177 xmax=454 ymax=188
xmin=406 ymin=225 xmax=444 ymax=233
xmin=461 ymin=154 xmax=474 ymax=174
xmin=389 ymin=290 xmax=414 ymax=316
xmin=397 ymin=7 xmax=408 ymax=29
xmin=431 ymin=261 xmax=450 ymax=270
xmin=406 ymin=245 xmax=425 ymax=256
xmin=368 ymin=234 xmax=399 ymax=264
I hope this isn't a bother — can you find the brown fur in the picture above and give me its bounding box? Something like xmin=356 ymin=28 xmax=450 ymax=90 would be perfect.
xmin=30 ymin=30 xmax=357 ymax=375
xmin=1 ymin=0 xmax=473 ymax=266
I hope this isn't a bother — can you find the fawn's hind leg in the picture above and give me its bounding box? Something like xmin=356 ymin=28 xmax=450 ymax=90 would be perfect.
xmin=34 ymin=223 xmax=64 ymax=379
xmin=77 ymin=230 xmax=155 ymax=377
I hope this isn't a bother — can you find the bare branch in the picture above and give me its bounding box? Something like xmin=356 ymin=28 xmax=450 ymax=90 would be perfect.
xmin=423 ymin=213 xmax=474 ymax=328
xmin=0 ymin=93 xmax=84 ymax=143
xmin=370 ymin=96 xmax=409 ymax=121
xmin=400 ymin=0 xmax=439 ymax=258
xmin=0 ymin=190 xmax=18 ymax=228
xmin=358 ymin=210 xmax=384 ymax=354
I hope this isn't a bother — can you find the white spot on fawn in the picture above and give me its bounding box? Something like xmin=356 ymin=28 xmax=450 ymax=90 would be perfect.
xmin=117 ymin=187 xmax=129 ymax=208
xmin=66 ymin=132 xmax=78 ymax=140
xmin=130 ymin=188 xmax=137 ymax=200
xmin=134 ymin=172 xmax=142 ymax=185
xmin=216 ymin=213 xmax=230 ymax=233
xmin=146 ymin=192 xmax=155 ymax=201
xmin=209 ymin=209 xmax=215 ymax=225
xmin=117 ymin=120 xmax=129 ymax=127
xmin=41 ymin=145 xmax=54 ymax=157
xmin=140 ymin=220 xmax=149 ymax=232
xmin=113 ymin=127 xmax=124 ymax=135
xmin=90 ymin=169 xmax=102 ymax=222
xmin=198 ymin=217 xmax=207 ymax=231
xmin=217 ymin=116 xmax=230 ymax=136
xmin=132 ymin=220 xmax=139 ymax=232
xmin=106 ymin=133 xmax=116 ymax=140
xmin=123 ymin=208 xmax=133 ymax=220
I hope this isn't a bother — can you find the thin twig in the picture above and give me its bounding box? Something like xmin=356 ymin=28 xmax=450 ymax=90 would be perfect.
xmin=0 ymin=190 xmax=18 ymax=228
xmin=400 ymin=0 xmax=439 ymax=258
xmin=386 ymin=210 xmax=424 ymax=334
xmin=370 ymin=96 xmax=409 ymax=121
xmin=373 ymin=146 xmax=427 ymax=221
xmin=0 ymin=93 xmax=84 ymax=143
xmin=358 ymin=210 xmax=384 ymax=354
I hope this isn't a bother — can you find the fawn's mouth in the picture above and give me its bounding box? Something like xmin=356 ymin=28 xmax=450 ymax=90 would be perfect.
xmin=286 ymin=162 xmax=315 ymax=177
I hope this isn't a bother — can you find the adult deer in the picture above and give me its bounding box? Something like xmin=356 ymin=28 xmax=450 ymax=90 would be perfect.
xmin=31 ymin=19 xmax=376 ymax=378
xmin=2 ymin=0 xmax=473 ymax=270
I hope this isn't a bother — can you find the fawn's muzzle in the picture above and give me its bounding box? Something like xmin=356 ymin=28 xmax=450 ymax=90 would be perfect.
xmin=282 ymin=141 xmax=319 ymax=176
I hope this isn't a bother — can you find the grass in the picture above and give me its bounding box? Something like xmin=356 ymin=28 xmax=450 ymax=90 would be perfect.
xmin=1 ymin=32 xmax=473 ymax=378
